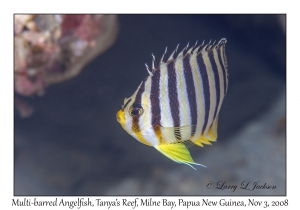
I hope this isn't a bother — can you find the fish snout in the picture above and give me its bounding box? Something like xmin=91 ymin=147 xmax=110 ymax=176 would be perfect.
xmin=116 ymin=112 xmax=121 ymax=123
xmin=116 ymin=110 xmax=124 ymax=123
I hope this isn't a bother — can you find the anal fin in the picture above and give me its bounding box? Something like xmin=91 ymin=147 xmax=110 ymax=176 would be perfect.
xmin=193 ymin=115 xmax=219 ymax=147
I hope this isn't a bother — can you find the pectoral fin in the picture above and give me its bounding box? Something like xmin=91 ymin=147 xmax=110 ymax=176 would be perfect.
xmin=154 ymin=143 xmax=206 ymax=170
xmin=160 ymin=125 xmax=197 ymax=144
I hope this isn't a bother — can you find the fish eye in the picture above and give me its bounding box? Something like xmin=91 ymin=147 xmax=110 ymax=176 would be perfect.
xmin=129 ymin=107 xmax=143 ymax=117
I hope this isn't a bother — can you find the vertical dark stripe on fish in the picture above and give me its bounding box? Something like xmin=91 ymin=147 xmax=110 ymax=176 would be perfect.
xmin=183 ymin=54 xmax=197 ymax=136
xmin=150 ymin=69 xmax=161 ymax=127
xmin=167 ymin=61 xmax=181 ymax=139
xmin=123 ymin=98 xmax=132 ymax=109
xmin=208 ymin=51 xmax=220 ymax=122
xmin=167 ymin=61 xmax=180 ymax=127
xmin=131 ymin=79 xmax=146 ymax=132
xmin=217 ymin=47 xmax=227 ymax=95
xmin=196 ymin=54 xmax=210 ymax=134
xmin=133 ymin=80 xmax=146 ymax=105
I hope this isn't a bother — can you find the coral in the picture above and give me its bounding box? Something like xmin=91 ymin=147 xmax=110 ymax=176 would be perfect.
xmin=14 ymin=14 xmax=118 ymax=117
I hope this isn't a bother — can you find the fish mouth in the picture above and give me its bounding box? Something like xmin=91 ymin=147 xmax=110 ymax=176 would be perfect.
xmin=116 ymin=112 xmax=121 ymax=123
xmin=116 ymin=110 xmax=123 ymax=123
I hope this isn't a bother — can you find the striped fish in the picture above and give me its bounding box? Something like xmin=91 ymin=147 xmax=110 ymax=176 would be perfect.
xmin=116 ymin=38 xmax=228 ymax=169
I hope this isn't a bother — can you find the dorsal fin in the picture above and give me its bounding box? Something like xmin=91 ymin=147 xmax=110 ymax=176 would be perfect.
xmin=176 ymin=44 xmax=187 ymax=59
xmin=167 ymin=44 xmax=179 ymax=63
xmin=183 ymin=42 xmax=189 ymax=55
xmin=216 ymin=38 xmax=227 ymax=49
xmin=145 ymin=63 xmax=152 ymax=76
xmin=198 ymin=38 xmax=227 ymax=54
xmin=160 ymin=47 xmax=168 ymax=64
xmin=151 ymin=53 xmax=158 ymax=72
xmin=190 ymin=40 xmax=198 ymax=54
xmin=184 ymin=40 xmax=200 ymax=56
xmin=151 ymin=39 xmax=227 ymax=74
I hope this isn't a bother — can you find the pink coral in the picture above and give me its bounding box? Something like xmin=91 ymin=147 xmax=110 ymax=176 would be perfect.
xmin=14 ymin=14 xmax=118 ymax=117
xmin=15 ymin=71 xmax=45 ymax=96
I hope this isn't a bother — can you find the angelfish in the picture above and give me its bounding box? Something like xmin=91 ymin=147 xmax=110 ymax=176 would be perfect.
xmin=116 ymin=39 xmax=228 ymax=169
